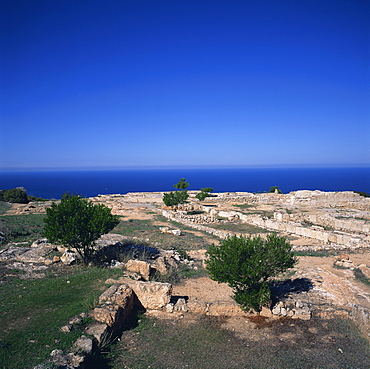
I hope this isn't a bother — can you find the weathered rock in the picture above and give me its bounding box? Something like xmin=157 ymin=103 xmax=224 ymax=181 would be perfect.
xmin=125 ymin=259 xmax=151 ymax=281
xmin=49 ymin=349 xmax=85 ymax=368
xmin=358 ymin=264 xmax=370 ymax=280
xmin=61 ymin=251 xmax=77 ymax=265
xmin=93 ymin=307 xmax=117 ymax=326
xmin=69 ymin=315 xmax=82 ymax=325
xmin=128 ymin=281 xmax=172 ymax=309
xmin=159 ymin=226 xmax=169 ymax=233
xmin=85 ymin=323 xmax=109 ymax=344
xmin=98 ymin=284 xmax=133 ymax=307
xmin=94 ymin=284 xmax=134 ymax=327
xmin=271 ymin=299 xmax=311 ymax=320
xmin=165 ymin=303 xmax=175 ymax=313
xmin=174 ymin=298 xmax=188 ymax=312
xmin=152 ymin=254 xmax=178 ymax=275
xmin=73 ymin=335 xmax=93 ymax=355
xmin=60 ymin=324 xmax=72 ymax=333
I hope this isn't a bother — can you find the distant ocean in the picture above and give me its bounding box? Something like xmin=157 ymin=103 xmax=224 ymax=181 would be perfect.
xmin=0 ymin=167 xmax=369 ymax=200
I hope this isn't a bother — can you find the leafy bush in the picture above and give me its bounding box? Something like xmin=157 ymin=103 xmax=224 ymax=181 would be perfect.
xmin=43 ymin=194 xmax=119 ymax=264
xmin=206 ymin=234 xmax=297 ymax=312
xmin=0 ymin=188 xmax=29 ymax=203
xmin=269 ymin=186 xmax=282 ymax=194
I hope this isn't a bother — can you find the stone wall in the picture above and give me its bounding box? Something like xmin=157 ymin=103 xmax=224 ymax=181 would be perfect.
xmin=204 ymin=190 xmax=370 ymax=209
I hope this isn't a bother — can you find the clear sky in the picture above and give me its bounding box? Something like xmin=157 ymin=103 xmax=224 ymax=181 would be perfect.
xmin=1 ymin=0 xmax=369 ymax=170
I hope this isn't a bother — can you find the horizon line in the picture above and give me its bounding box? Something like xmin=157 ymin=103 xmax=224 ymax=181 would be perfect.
xmin=1 ymin=163 xmax=369 ymax=172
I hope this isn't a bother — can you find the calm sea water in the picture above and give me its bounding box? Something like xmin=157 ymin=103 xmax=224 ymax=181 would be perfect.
xmin=0 ymin=168 xmax=369 ymax=200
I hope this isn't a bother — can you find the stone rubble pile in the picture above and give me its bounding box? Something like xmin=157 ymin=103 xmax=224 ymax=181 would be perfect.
xmin=271 ymin=299 xmax=311 ymax=320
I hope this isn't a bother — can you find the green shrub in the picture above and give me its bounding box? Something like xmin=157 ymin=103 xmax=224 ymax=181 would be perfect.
xmin=206 ymin=234 xmax=297 ymax=312
xmin=196 ymin=187 xmax=214 ymax=201
xmin=173 ymin=178 xmax=189 ymax=190
xmin=43 ymin=194 xmax=119 ymax=264
xmin=355 ymin=191 xmax=370 ymax=197
xmin=163 ymin=178 xmax=190 ymax=207
xmin=163 ymin=191 xmax=189 ymax=207
xmin=0 ymin=188 xmax=29 ymax=203
xmin=269 ymin=186 xmax=282 ymax=194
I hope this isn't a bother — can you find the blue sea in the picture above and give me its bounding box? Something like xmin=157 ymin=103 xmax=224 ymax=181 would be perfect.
xmin=0 ymin=167 xmax=369 ymax=200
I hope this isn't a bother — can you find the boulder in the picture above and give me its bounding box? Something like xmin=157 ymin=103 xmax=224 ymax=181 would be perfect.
xmin=128 ymin=281 xmax=172 ymax=309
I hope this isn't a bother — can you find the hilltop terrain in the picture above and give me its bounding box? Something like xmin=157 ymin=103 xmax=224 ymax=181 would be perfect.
xmin=2 ymin=190 xmax=370 ymax=368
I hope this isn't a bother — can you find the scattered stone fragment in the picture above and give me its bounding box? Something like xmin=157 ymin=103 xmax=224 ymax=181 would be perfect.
xmin=125 ymin=259 xmax=151 ymax=281
xmin=60 ymin=251 xmax=77 ymax=265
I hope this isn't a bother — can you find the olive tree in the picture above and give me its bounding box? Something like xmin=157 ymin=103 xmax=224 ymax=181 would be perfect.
xmin=43 ymin=194 xmax=119 ymax=264
xmin=206 ymin=234 xmax=297 ymax=312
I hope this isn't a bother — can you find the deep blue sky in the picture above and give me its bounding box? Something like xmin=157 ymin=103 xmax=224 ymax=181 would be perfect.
xmin=1 ymin=0 xmax=369 ymax=170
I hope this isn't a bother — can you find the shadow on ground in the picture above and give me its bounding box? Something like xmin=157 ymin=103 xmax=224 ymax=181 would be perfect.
xmin=270 ymin=277 xmax=314 ymax=306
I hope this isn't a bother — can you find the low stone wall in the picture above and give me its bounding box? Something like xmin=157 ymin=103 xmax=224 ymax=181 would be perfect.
xmin=203 ymin=190 xmax=370 ymax=209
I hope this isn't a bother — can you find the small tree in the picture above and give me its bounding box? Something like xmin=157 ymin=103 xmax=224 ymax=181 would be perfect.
xmin=43 ymin=194 xmax=120 ymax=264
xmin=173 ymin=178 xmax=189 ymax=190
xmin=206 ymin=234 xmax=297 ymax=312
xmin=195 ymin=187 xmax=214 ymax=201
xmin=163 ymin=178 xmax=189 ymax=207
xmin=269 ymin=186 xmax=282 ymax=194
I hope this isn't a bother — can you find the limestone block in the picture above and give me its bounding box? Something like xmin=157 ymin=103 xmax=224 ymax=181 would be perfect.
xmin=125 ymin=259 xmax=151 ymax=281
xmin=99 ymin=284 xmax=134 ymax=309
xmin=93 ymin=307 xmax=117 ymax=326
xmin=85 ymin=323 xmax=109 ymax=344
xmin=94 ymin=284 xmax=134 ymax=327
xmin=128 ymin=281 xmax=172 ymax=309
